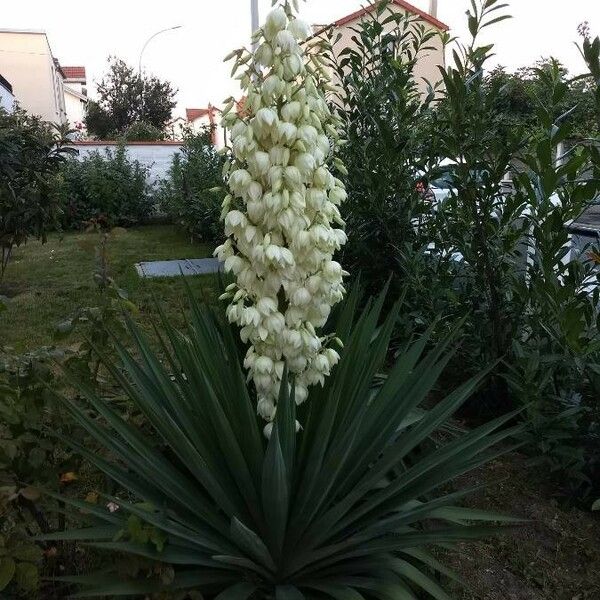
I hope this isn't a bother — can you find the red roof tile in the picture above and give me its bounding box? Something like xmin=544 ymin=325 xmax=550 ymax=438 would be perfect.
xmin=327 ymin=0 xmax=448 ymax=32
xmin=186 ymin=107 xmax=212 ymax=121
xmin=62 ymin=66 xmax=86 ymax=81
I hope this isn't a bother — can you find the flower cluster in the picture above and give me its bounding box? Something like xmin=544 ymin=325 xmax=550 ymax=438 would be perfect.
xmin=217 ymin=0 xmax=348 ymax=423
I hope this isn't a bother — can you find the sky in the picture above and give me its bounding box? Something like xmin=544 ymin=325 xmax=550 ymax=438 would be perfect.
xmin=2 ymin=0 xmax=600 ymax=117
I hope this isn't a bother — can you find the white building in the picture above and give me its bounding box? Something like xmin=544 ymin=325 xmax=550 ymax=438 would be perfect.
xmin=62 ymin=66 xmax=88 ymax=128
xmin=0 ymin=74 xmax=14 ymax=111
xmin=185 ymin=106 xmax=225 ymax=148
xmin=0 ymin=29 xmax=86 ymax=125
xmin=0 ymin=29 xmax=67 ymax=123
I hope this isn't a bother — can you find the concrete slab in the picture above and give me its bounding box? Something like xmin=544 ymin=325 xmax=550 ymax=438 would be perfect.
xmin=135 ymin=258 xmax=223 ymax=278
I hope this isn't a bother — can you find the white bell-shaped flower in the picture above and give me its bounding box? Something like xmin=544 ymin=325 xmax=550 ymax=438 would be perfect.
xmin=220 ymin=2 xmax=347 ymax=422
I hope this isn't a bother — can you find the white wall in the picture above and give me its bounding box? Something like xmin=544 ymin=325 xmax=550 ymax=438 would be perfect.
xmin=64 ymin=88 xmax=86 ymax=126
xmin=70 ymin=141 xmax=183 ymax=185
xmin=0 ymin=82 xmax=14 ymax=111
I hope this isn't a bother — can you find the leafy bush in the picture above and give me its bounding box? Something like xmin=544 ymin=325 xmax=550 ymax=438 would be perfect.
xmin=119 ymin=121 xmax=165 ymax=142
xmin=483 ymin=59 xmax=600 ymax=142
xmin=326 ymin=0 xmax=600 ymax=497
xmin=59 ymin=146 xmax=153 ymax=229
xmin=323 ymin=5 xmax=442 ymax=309
xmin=0 ymin=347 xmax=86 ymax=597
xmin=506 ymin=65 xmax=600 ymax=491
xmin=47 ymin=287 xmax=520 ymax=598
xmin=0 ymin=107 xmax=74 ymax=277
xmin=424 ymin=5 xmax=600 ymax=493
xmin=158 ymin=128 xmax=225 ymax=244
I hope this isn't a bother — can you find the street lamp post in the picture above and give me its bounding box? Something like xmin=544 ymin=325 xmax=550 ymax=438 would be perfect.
xmin=138 ymin=25 xmax=183 ymax=73
xmin=138 ymin=25 xmax=182 ymax=120
xmin=251 ymin=0 xmax=259 ymax=51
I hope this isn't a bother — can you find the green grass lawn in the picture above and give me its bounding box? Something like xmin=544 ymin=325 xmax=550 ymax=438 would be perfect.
xmin=0 ymin=224 xmax=219 ymax=352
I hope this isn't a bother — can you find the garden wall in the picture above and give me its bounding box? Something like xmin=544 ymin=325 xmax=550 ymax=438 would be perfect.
xmin=70 ymin=140 xmax=183 ymax=185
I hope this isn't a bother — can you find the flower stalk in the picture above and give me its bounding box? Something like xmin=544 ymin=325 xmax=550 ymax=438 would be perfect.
xmin=217 ymin=0 xmax=347 ymax=423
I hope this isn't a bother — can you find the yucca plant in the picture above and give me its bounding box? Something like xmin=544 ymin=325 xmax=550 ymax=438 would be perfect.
xmin=39 ymin=283 xmax=522 ymax=599
xmin=39 ymin=2 xmax=523 ymax=596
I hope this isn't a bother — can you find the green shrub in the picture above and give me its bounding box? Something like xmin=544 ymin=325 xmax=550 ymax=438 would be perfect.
xmin=323 ymin=5 xmax=442 ymax=309
xmin=326 ymin=0 xmax=600 ymax=498
xmin=0 ymin=347 xmax=87 ymax=597
xmin=425 ymin=7 xmax=600 ymax=494
xmin=119 ymin=121 xmax=165 ymax=142
xmin=59 ymin=146 xmax=152 ymax=229
xmin=0 ymin=107 xmax=74 ymax=277
xmin=46 ymin=286 xmax=520 ymax=598
xmin=158 ymin=128 xmax=225 ymax=244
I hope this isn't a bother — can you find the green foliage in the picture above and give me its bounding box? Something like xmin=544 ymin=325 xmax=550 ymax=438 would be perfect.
xmin=426 ymin=0 xmax=530 ymax=376
xmin=0 ymin=533 xmax=43 ymax=595
xmin=0 ymin=347 xmax=84 ymax=597
xmin=426 ymin=8 xmax=600 ymax=492
xmin=84 ymin=57 xmax=176 ymax=139
xmin=483 ymin=59 xmax=600 ymax=141
xmin=0 ymin=107 xmax=75 ymax=277
xmin=506 ymin=62 xmax=600 ymax=489
xmin=322 ymin=4 xmax=443 ymax=308
xmin=119 ymin=121 xmax=166 ymax=142
xmin=329 ymin=0 xmax=600 ymax=497
xmin=578 ymin=29 xmax=600 ymax=131
xmin=59 ymin=146 xmax=153 ymax=229
xmin=54 ymin=227 xmax=138 ymax=383
xmin=158 ymin=128 xmax=225 ymax=244
xmin=44 ymin=285 xmax=521 ymax=598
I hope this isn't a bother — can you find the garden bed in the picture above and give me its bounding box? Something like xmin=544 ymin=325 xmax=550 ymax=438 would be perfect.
xmin=1 ymin=224 xmax=599 ymax=599
xmin=445 ymin=452 xmax=600 ymax=599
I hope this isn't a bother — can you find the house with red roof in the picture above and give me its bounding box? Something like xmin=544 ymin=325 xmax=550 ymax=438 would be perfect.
xmin=185 ymin=105 xmax=222 ymax=147
xmin=62 ymin=66 xmax=88 ymax=128
xmin=314 ymin=0 xmax=448 ymax=98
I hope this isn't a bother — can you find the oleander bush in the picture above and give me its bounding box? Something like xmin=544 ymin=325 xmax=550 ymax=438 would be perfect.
xmin=325 ymin=0 xmax=600 ymax=499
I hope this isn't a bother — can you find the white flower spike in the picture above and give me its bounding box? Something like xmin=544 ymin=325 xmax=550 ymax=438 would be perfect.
xmin=218 ymin=0 xmax=347 ymax=421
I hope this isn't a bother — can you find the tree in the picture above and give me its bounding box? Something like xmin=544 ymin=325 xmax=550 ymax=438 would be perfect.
xmin=0 ymin=107 xmax=74 ymax=277
xmin=84 ymin=57 xmax=176 ymax=139
xmin=483 ymin=58 xmax=600 ymax=140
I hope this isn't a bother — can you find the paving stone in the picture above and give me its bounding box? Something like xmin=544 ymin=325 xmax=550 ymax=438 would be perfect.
xmin=135 ymin=258 xmax=222 ymax=278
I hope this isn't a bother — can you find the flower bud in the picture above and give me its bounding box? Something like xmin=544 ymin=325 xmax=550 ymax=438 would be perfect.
xmin=281 ymin=101 xmax=302 ymax=122
xmin=265 ymin=8 xmax=287 ymax=41
xmin=294 ymin=385 xmax=309 ymax=405
xmin=255 ymin=43 xmax=274 ymax=67
xmin=275 ymin=30 xmax=299 ymax=53
xmin=283 ymin=55 xmax=302 ymax=80
xmin=288 ymin=18 xmax=312 ymax=41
